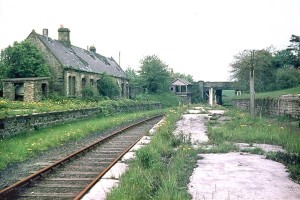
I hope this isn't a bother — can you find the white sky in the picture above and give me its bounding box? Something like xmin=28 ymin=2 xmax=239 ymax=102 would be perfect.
xmin=0 ymin=0 xmax=300 ymax=81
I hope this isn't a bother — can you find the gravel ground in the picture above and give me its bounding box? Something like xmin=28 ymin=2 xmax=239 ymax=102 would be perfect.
xmin=0 ymin=116 xmax=158 ymax=190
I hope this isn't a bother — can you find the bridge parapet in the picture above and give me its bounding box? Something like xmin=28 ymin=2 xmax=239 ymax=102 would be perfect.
xmin=203 ymin=81 xmax=242 ymax=90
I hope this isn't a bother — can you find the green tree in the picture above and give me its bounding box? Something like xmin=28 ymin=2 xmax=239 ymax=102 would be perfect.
xmin=275 ymin=67 xmax=300 ymax=89
xmin=230 ymin=49 xmax=276 ymax=92
xmin=272 ymin=49 xmax=297 ymax=69
xmin=0 ymin=40 xmax=50 ymax=78
xmin=287 ymin=34 xmax=300 ymax=68
xmin=172 ymin=72 xmax=194 ymax=82
xmin=139 ymin=55 xmax=171 ymax=93
xmin=97 ymin=73 xmax=120 ymax=99
xmin=125 ymin=67 xmax=143 ymax=87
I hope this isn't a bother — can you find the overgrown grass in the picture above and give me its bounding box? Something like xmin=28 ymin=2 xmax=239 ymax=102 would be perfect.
xmin=0 ymin=98 xmax=159 ymax=119
xmin=208 ymin=109 xmax=300 ymax=153
xmin=207 ymin=108 xmax=300 ymax=182
xmin=107 ymin=107 xmax=198 ymax=200
xmin=234 ymin=85 xmax=300 ymax=99
xmin=135 ymin=92 xmax=181 ymax=107
xmin=0 ymin=109 xmax=164 ymax=170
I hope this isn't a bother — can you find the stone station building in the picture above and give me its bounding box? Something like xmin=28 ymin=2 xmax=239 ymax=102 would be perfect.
xmin=25 ymin=27 xmax=128 ymax=98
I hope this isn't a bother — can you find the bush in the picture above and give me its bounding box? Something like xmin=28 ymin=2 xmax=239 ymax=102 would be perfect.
xmin=276 ymin=67 xmax=300 ymax=90
xmin=82 ymin=86 xmax=99 ymax=99
xmin=97 ymin=73 xmax=120 ymax=99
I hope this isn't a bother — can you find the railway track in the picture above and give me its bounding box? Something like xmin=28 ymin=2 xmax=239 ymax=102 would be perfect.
xmin=0 ymin=114 xmax=163 ymax=199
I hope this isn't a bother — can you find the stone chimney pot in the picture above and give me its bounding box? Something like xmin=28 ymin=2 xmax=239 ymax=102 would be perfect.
xmin=89 ymin=46 xmax=96 ymax=53
xmin=58 ymin=26 xmax=71 ymax=47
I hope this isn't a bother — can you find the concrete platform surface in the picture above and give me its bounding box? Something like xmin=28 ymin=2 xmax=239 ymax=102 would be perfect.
xmin=189 ymin=152 xmax=300 ymax=200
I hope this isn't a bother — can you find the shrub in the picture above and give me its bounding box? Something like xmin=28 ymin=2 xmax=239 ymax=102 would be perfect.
xmin=82 ymin=86 xmax=99 ymax=99
xmin=97 ymin=73 xmax=120 ymax=99
xmin=276 ymin=67 xmax=300 ymax=89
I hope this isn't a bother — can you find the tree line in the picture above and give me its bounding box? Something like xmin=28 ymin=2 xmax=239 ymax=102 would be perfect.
xmin=230 ymin=35 xmax=300 ymax=92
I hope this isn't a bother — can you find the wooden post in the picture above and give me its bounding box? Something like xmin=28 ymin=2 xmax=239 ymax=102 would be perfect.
xmin=250 ymin=50 xmax=255 ymax=118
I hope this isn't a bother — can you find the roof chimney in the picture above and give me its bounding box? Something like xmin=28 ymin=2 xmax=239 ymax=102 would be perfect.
xmin=89 ymin=46 xmax=96 ymax=53
xmin=43 ymin=28 xmax=48 ymax=38
xmin=58 ymin=25 xmax=71 ymax=47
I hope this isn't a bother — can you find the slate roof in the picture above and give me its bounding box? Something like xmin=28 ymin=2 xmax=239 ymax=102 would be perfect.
xmin=171 ymin=78 xmax=192 ymax=86
xmin=34 ymin=32 xmax=127 ymax=79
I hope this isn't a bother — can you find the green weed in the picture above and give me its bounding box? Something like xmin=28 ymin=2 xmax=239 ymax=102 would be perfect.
xmin=207 ymin=107 xmax=300 ymax=183
xmin=107 ymin=107 xmax=198 ymax=200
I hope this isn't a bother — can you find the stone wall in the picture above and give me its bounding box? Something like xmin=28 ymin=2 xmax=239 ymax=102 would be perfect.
xmin=0 ymin=103 xmax=161 ymax=138
xmin=3 ymin=77 xmax=49 ymax=102
xmin=232 ymin=95 xmax=300 ymax=119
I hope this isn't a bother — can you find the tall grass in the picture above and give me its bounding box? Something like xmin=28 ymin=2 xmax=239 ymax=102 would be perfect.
xmin=107 ymin=107 xmax=198 ymax=200
xmin=0 ymin=109 xmax=164 ymax=170
xmin=208 ymin=109 xmax=300 ymax=153
xmin=207 ymin=108 xmax=300 ymax=182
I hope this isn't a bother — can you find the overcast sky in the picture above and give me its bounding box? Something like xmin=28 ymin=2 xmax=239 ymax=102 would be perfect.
xmin=0 ymin=0 xmax=300 ymax=81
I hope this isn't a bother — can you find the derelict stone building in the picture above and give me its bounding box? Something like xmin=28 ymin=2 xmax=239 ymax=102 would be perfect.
xmin=3 ymin=77 xmax=49 ymax=102
xmin=27 ymin=27 xmax=128 ymax=98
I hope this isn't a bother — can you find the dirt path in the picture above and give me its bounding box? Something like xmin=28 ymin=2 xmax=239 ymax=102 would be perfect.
xmin=175 ymin=107 xmax=300 ymax=200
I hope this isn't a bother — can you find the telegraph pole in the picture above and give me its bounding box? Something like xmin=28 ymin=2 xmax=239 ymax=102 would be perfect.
xmin=250 ymin=50 xmax=255 ymax=118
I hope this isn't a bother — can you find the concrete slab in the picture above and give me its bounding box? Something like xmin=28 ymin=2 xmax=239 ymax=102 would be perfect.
xmin=129 ymin=144 xmax=144 ymax=151
xmin=208 ymin=110 xmax=225 ymax=115
xmin=174 ymin=114 xmax=209 ymax=144
xmin=121 ymin=151 xmax=135 ymax=162
xmin=136 ymin=136 xmax=151 ymax=145
xmin=81 ymin=179 xmax=119 ymax=200
xmin=237 ymin=142 xmax=286 ymax=153
xmin=102 ymin=162 xmax=128 ymax=179
xmin=187 ymin=110 xmax=202 ymax=114
xmin=149 ymin=119 xmax=165 ymax=135
xmin=188 ymin=153 xmax=300 ymax=200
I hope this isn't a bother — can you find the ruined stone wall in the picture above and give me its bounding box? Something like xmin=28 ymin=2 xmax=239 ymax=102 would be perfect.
xmin=232 ymin=95 xmax=300 ymax=119
xmin=24 ymin=81 xmax=34 ymax=102
xmin=0 ymin=103 xmax=161 ymax=138
xmin=2 ymin=82 xmax=14 ymax=100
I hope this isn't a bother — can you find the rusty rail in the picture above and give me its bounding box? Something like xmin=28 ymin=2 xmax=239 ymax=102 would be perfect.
xmin=0 ymin=114 xmax=163 ymax=199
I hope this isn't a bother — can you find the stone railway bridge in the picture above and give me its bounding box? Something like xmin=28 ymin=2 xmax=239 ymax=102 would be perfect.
xmin=198 ymin=81 xmax=243 ymax=105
